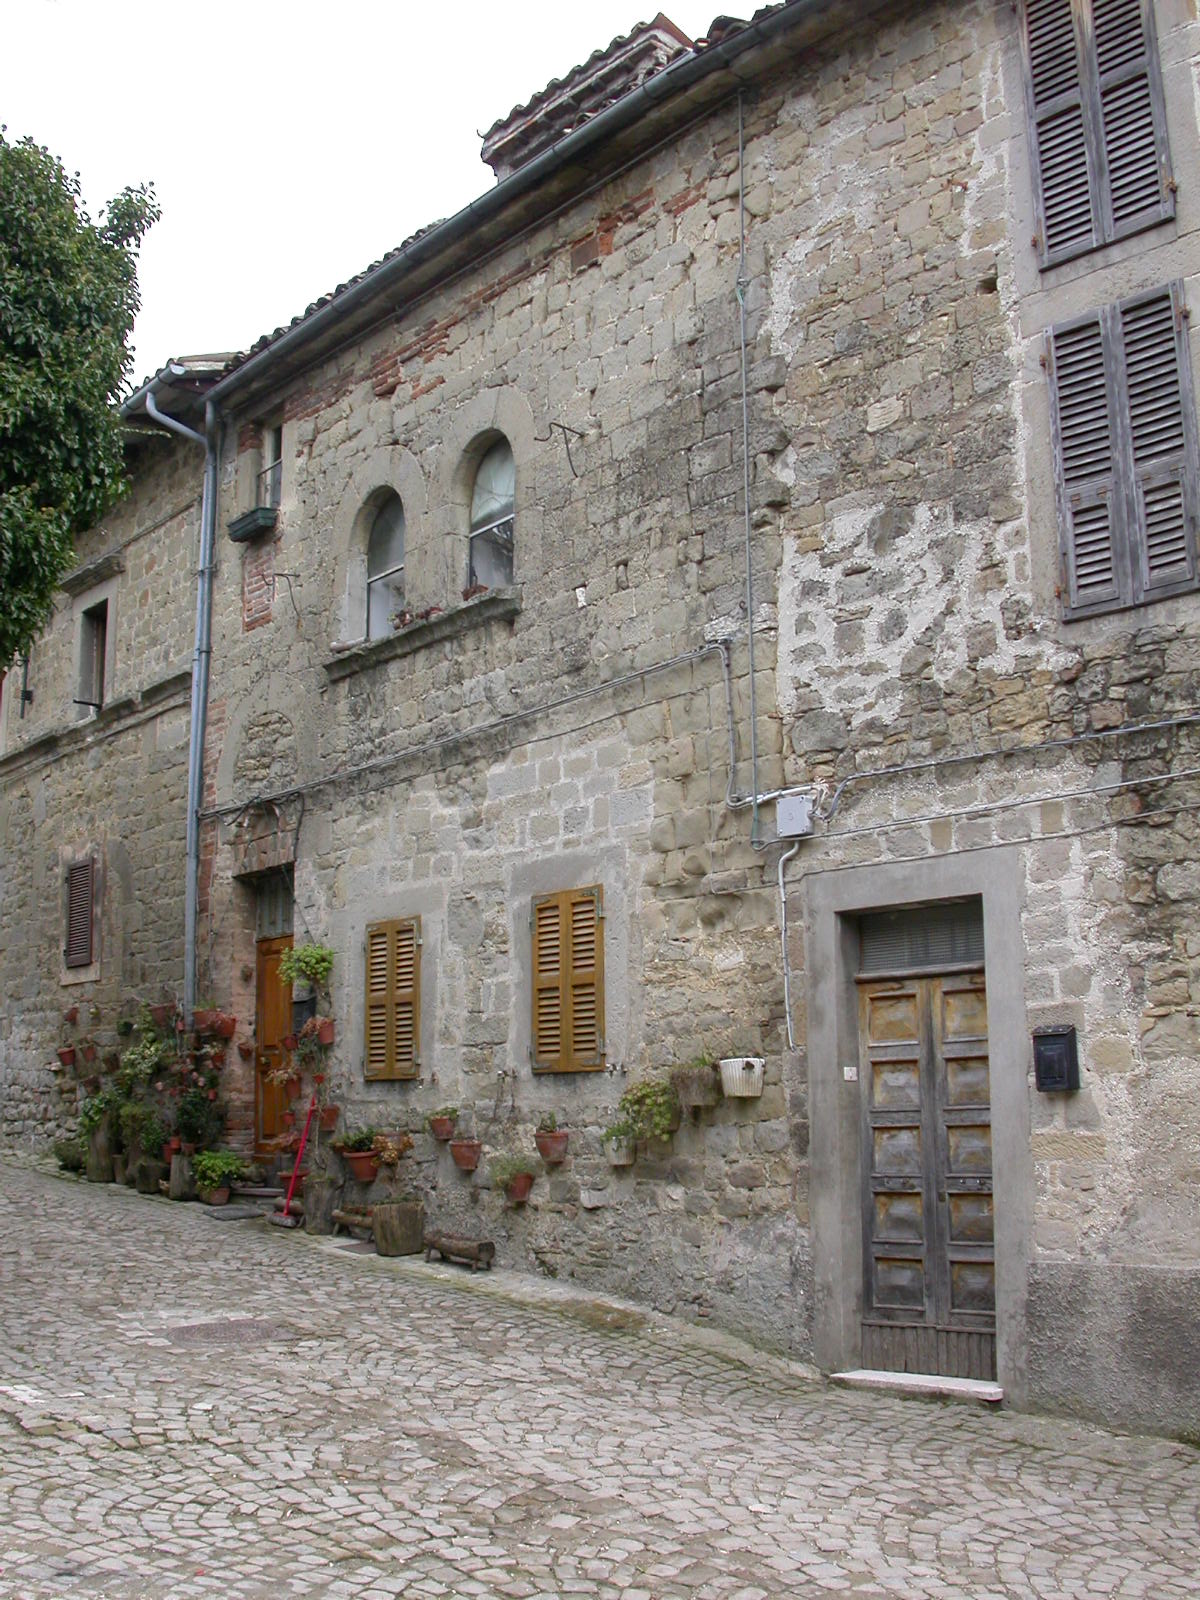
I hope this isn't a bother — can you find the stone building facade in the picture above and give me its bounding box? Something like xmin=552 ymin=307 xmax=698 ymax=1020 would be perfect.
xmin=3 ymin=0 xmax=1198 ymax=1437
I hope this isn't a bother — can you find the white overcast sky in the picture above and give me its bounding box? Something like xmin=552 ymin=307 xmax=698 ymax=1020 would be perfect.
xmin=4 ymin=0 xmax=724 ymax=387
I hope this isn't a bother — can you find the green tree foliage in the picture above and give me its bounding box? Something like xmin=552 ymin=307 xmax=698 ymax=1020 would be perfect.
xmin=0 ymin=130 xmax=159 ymax=664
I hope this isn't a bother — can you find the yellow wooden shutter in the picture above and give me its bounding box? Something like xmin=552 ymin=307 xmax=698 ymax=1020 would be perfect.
xmin=532 ymin=887 xmax=605 ymax=1072
xmin=364 ymin=917 xmax=421 ymax=1080
xmin=532 ymin=895 xmax=564 ymax=1070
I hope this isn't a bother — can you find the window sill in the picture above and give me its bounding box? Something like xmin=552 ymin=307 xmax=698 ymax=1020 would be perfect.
xmin=324 ymin=587 xmax=520 ymax=682
xmin=0 ymin=669 xmax=191 ymax=778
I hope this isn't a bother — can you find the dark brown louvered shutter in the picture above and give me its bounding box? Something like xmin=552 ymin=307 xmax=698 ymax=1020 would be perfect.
xmin=1021 ymin=0 xmax=1173 ymax=266
xmin=363 ymin=917 xmax=420 ymax=1080
xmin=1048 ymin=312 xmax=1121 ymax=611
xmin=1120 ymin=286 xmax=1198 ymax=597
xmin=532 ymin=894 xmax=565 ymax=1070
xmin=532 ymin=887 xmax=605 ymax=1072
xmin=65 ymin=859 xmax=94 ymax=968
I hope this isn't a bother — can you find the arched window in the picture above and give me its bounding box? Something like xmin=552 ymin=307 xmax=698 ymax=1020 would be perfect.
xmin=468 ymin=438 xmax=514 ymax=588
xmin=366 ymin=493 xmax=406 ymax=639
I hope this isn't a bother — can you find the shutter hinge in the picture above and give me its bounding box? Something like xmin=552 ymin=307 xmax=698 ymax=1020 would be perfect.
xmin=1031 ymin=232 xmax=1041 ymax=251
xmin=598 ymin=1033 xmax=607 ymax=1054
xmin=1167 ymin=178 xmax=1179 ymax=196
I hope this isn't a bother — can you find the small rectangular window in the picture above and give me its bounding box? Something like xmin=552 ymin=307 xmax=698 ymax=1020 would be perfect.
xmin=1047 ymin=282 xmax=1200 ymax=616
xmin=258 ymin=425 xmax=283 ymax=509
xmin=65 ymin=859 xmax=94 ymax=969
xmin=1020 ymin=0 xmax=1174 ymax=267
xmin=532 ymin=886 xmax=605 ymax=1073
xmin=364 ymin=917 xmax=421 ymax=1080
xmin=78 ymin=600 xmax=108 ymax=713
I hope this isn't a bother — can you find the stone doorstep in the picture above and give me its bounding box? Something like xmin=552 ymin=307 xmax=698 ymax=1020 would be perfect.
xmin=831 ymin=1369 xmax=1004 ymax=1406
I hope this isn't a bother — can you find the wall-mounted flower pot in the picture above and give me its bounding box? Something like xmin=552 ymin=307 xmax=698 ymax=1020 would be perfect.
xmin=449 ymin=1138 xmax=482 ymax=1172
xmin=719 ymin=1057 xmax=765 ymax=1098
xmin=428 ymin=1115 xmax=456 ymax=1142
xmin=149 ymin=1004 xmax=174 ymax=1029
xmin=671 ymin=1065 xmax=720 ymax=1111
xmin=281 ymin=1111 xmax=296 ymax=1131
xmin=534 ymin=1129 xmax=569 ymax=1164
xmin=281 ymin=1034 xmax=298 ymax=1053
xmin=237 ymin=1040 xmax=254 ymax=1060
xmin=193 ymin=1009 xmax=216 ymax=1032
xmin=316 ymin=1017 xmax=335 ymax=1046
xmin=343 ymin=1149 xmax=380 ymax=1184
xmin=213 ymin=1013 xmax=237 ymax=1039
xmin=56 ymin=1046 xmax=76 ymax=1068
xmin=80 ymin=1042 xmax=98 ymax=1066
xmin=505 ymin=1172 xmax=535 ymax=1203
xmin=603 ymin=1136 xmax=635 ymax=1168
xmin=63 ymin=1005 xmax=80 ymax=1025
xmin=319 ymin=1104 xmax=340 ymax=1132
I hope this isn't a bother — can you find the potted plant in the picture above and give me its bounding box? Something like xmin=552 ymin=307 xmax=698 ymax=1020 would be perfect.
xmin=534 ymin=1113 xmax=569 ymax=1164
xmin=671 ymin=1054 xmax=720 ymax=1112
xmin=56 ymin=1044 xmax=76 ymax=1068
xmin=490 ymin=1153 xmax=536 ymax=1204
xmin=177 ymin=1084 xmax=224 ymax=1152
xmin=54 ymin=1136 xmax=85 ymax=1172
xmin=718 ymin=1056 xmax=766 ymax=1098
xmin=338 ymin=1127 xmax=380 ymax=1183
xmin=613 ymin=1076 xmax=681 ymax=1146
xmin=601 ymin=1120 xmax=636 ymax=1167
xmin=192 ymin=1149 xmax=245 ymax=1205
xmin=426 ymin=1106 xmax=457 ymax=1141
xmin=279 ymin=942 xmax=335 ymax=995
xmin=449 ymin=1136 xmax=482 ymax=1172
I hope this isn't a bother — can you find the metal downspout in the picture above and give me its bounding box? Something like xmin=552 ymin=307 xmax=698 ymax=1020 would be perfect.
xmin=736 ymin=91 xmax=760 ymax=846
xmin=145 ymin=389 xmax=219 ymax=1026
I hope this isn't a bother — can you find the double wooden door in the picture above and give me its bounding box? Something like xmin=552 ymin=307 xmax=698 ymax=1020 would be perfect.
xmin=255 ymin=935 xmax=293 ymax=1154
xmin=858 ymin=972 xmax=996 ymax=1380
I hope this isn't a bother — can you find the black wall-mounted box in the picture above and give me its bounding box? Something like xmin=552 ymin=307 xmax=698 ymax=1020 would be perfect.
xmin=1032 ymin=1024 xmax=1080 ymax=1092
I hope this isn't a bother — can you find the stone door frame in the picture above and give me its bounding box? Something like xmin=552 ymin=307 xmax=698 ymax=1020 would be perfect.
xmin=802 ymin=845 xmax=1032 ymax=1404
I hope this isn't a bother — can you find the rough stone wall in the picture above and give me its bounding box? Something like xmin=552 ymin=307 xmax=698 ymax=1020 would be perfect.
xmin=0 ymin=435 xmax=199 ymax=1143
xmin=766 ymin=0 xmax=1200 ymax=1432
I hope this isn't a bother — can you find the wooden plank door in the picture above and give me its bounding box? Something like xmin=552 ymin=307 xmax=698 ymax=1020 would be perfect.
xmin=858 ymin=972 xmax=995 ymax=1379
xmin=255 ymin=935 xmax=293 ymax=1154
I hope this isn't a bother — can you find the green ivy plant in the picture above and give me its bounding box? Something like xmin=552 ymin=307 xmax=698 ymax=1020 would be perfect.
xmin=610 ymin=1077 xmax=681 ymax=1143
xmin=78 ymin=1090 xmax=117 ymax=1136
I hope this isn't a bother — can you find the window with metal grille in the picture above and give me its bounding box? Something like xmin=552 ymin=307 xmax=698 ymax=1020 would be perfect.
xmin=65 ymin=859 xmax=95 ymax=969
xmin=1020 ymin=0 xmax=1174 ymax=267
xmin=257 ymin=425 xmax=283 ymax=509
xmin=1047 ymin=282 xmax=1199 ymax=617
xmin=363 ymin=917 xmax=421 ymax=1079
xmin=531 ymin=886 xmax=605 ymax=1072
xmin=858 ymin=900 xmax=984 ymax=977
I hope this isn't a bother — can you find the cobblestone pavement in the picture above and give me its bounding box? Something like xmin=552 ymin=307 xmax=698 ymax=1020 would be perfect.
xmin=0 ymin=1163 xmax=1196 ymax=1600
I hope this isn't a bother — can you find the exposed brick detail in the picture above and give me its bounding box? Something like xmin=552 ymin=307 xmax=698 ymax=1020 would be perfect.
xmin=242 ymin=541 xmax=275 ymax=632
xmin=238 ymin=422 xmax=263 ymax=454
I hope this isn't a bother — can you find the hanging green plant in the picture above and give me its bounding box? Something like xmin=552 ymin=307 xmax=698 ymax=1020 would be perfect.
xmin=612 ymin=1077 xmax=681 ymax=1143
xmin=278 ymin=943 xmax=335 ymax=989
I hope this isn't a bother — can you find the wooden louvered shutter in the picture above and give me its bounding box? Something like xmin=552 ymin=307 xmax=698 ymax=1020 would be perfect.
xmin=1048 ymin=312 xmax=1122 ymax=611
xmin=65 ymin=859 xmax=94 ymax=969
xmin=1022 ymin=0 xmax=1173 ymax=266
xmin=532 ymin=887 xmax=605 ymax=1072
xmin=1120 ymin=286 xmax=1198 ymax=598
xmin=364 ymin=917 xmax=421 ymax=1080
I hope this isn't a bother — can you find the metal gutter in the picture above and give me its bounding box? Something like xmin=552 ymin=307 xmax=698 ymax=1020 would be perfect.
xmin=208 ymin=0 xmax=825 ymax=407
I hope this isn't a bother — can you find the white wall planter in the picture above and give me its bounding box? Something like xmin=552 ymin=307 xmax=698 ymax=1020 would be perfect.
xmin=603 ymin=1135 xmax=635 ymax=1167
xmin=719 ymin=1057 xmax=765 ymax=1098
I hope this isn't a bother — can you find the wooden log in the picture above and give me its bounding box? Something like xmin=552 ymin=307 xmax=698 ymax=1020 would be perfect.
xmin=168 ymin=1153 xmax=196 ymax=1201
xmin=423 ymin=1230 xmax=495 ymax=1271
xmin=86 ymin=1120 xmax=114 ymax=1184
xmin=302 ymin=1175 xmax=338 ymax=1235
xmin=373 ymin=1200 xmax=425 ymax=1257
xmin=134 ymin=1157 xmax=169 ymax=1194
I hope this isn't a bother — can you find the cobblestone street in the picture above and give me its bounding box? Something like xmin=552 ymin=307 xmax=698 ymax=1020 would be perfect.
xmin=0 ymin=1162 xmax=1195 ymax=1599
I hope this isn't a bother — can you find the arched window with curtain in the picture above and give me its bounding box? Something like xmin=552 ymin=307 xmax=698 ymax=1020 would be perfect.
xmin=468 ymin=438 xmax=514 ymax=589
xmin=366 ymin=492 xmax=406 ymax=638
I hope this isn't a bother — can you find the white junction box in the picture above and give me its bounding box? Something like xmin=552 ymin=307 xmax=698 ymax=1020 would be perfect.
xmin=775 ymin=792 xmax=814 ymax=838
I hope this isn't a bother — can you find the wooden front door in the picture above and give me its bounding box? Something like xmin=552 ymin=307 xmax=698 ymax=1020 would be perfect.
xmin=858 ymin=972 xmax=996 ymax=1380
xmin=255 ymin=935 xmax=293 ymax=1154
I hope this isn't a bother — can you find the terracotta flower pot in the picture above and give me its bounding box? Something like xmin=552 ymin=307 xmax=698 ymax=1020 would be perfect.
xmin=428 ymin=1115 xmax=456 ymax=1142
xmin=181 ymin=1140 xmax=197 ymax=1156
xmin=56 ymin=1046 xmax=76 ymax=1067
xmin=319 ymin=1104 xmax=340 ymax=1132
xmin=169 ymin=1135 xmax=182 ymax=1154
xmin=63 ymin=1005 xmax=79 ymax=1025
xmin=213 ymin=1013 xmax=237 ymax=1039
xmin=449 ymin=1138 xmax=482 ymax=1172
xmin=316 ymin=1017 xmax=334 ymax=1046
xmin=281 ymin=1034 xmax=298 ymax=1052
xmin=534 ymin=1129 xmax=569 ymax=1164
xmin=80 ymin=1042 xmax=98 ymax=1065
xmin=161 ymin=1142 xmax=174 ymax=1164
xmin=192 ymin=1009 xmax=216 ymax=1032
xmin=198 ymin=1186 xmax=230 ymax=1206
xmin=149 ymin=1004 xmax=173 ymax=1029
xmin=281 ymin=1111 xmax=296 ymax=1131
xmin=237 ymin=1040 xmax=254 ymax=1060
xmin=505 ymin=1171 xmax=535 ymax=1203
xmin=343 ymin=1149 xmax=380 ymax=1184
